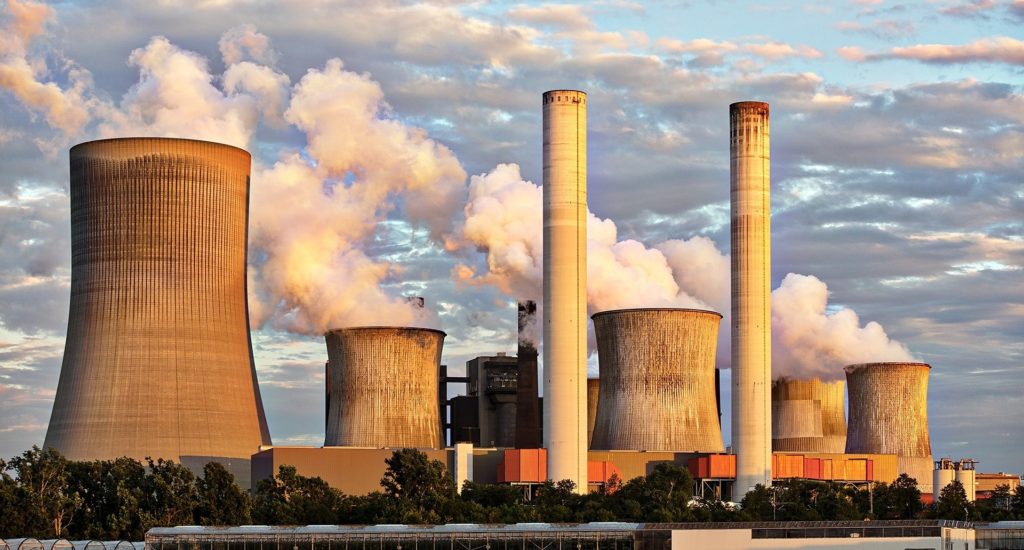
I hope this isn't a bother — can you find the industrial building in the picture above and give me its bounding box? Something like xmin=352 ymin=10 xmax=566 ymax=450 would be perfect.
xmin=935 ymin=458 xmax=979 ymax=502
xmin=846 ymin=362 xmax=934 ymax=493
xmin=324 ymin=327 xmax=446 ymax=449
xmin=590 ymin=308 xmax=724 ymax=453
xmin=730 ymin=101 xmax=773 ymax=495
xmin=145 ymin=521 xmax=990 ymax=550
xmin=772 ymin=377 xmax=847 ymax=454
xmin=45 ymin=137 xmax=271 ymax=486
xmin=542 ymin=89 xmax=589 ymax=493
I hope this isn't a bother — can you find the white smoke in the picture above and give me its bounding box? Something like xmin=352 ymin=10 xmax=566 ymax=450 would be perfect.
xmin=771 ymin=273 xmax=915 ymax=379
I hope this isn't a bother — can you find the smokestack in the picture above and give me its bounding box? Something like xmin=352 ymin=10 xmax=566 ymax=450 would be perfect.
xmin=772 ymin=377 xmax=847 ymax=453
xmin=542 ymin=89 xmax=588 ymax=492
xmin=516 ymin=300 xmax=542 ymax=449
xmin=730 ymin=101 xmax=772 ymax=494
xmin=590 ymin=308 xmax=724 ymax=452
xmin=324 ymin=327 xmax=446 ymax=448
xmin=845 ymin=362 xmax=934 ymax=493
xmin=45 ymin=138 xmax=271 ymax=486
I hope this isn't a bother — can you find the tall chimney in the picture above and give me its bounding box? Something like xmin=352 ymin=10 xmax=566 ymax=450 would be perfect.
xmin=516 ymin=300 xmax=542 ymax=449
xmin=730 ymin=101 xmax=772 ymax=494
xmin=542 ymin=89 xmax=588 ymax=492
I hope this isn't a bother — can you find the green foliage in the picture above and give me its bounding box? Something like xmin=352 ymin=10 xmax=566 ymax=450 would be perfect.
xmin=871 ymin=474 xmax=924 ymax=519
xmin=252 ymin=465 xmax=345 ymax=524
xmin=195 ymin=462 xmax=251 ymax=526
xmin=4 ymin=446 xmax=82 ymax=537
xmin=67 ymin=457 xmax=146 ymax=540
xmin=931 ymin=479 xmax=976 ymax=521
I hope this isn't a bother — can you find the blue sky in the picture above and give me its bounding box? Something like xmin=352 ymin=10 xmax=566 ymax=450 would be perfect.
xmin=0 ymin=0 xmax=1021 ymax=476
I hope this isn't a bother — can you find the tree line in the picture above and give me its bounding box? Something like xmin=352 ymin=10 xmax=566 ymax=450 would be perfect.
xmin=3 ymin=446 xmax=1023 ymax=541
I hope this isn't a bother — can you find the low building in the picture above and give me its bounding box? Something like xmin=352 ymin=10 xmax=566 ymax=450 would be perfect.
xmin=146 ymin=521 xmax=978 ymax=550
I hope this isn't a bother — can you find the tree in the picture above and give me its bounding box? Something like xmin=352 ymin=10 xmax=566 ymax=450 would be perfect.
xmin=195 ymin=462 xmax=251 ymax=526
xmin=68 ymin=457 xmax=146 ymax=540
xmin=1013 ymin=485 xmax=1024 ymax=519
xmin=140 ymin=458 xmax=198 ymax=529
xmin=933 ymin=479 xmax=974 ymax=521
xmin=873 ymin=474 xmax=924 ymax=519
xmin=738 ymin=483 xmax=774 ymax=520
xmin=6 ymin=446 xmax=82 ymax=537
xmin=252 ymin=465 xmax=345 ymax=524
xmin=380 ymin=448 xmax=457 ymax=523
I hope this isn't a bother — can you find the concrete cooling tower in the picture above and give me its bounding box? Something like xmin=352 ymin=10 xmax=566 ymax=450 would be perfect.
xmin=45 ymin=138 xmax=271 ymax=484
xmin=590 ymin=308 xmax=724 ymax=452
xmin=587 ymin=378 xmax=599 ymax=447
xmin=324 ymin=327 xmax=445 ymax=448
xmin=845 ymin=362 xmax=934 ymax=493
xmin=772 ymin=378 xmax=847 ymax=453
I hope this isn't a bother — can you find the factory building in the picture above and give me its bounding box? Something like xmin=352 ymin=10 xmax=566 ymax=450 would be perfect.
xmin=846 ymin=362 xmax=934 ymax=494
xmin=45 ymin=138 xmax=271 ymax=486
xmin=772 ymin=377 xmax=847 ymax=453
xmin=515 ymin=301 xmax=543 ymax=449
xmin=465 ymin=353 xmax=520 ymax=448
xmin=590 ymin=308 xmax=724 ymax=453
xmin=730 ymin=101 xmax=773 ymax=494
xmin=324 ymin=327 xmax=445 ymax=449
xmin=542 ymin=89 xmax=590 ymax=493
xmin=934 ymin=458 xmax=978 ymax=502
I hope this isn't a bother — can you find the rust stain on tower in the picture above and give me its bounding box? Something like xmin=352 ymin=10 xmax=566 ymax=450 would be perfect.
xmin=845 ymin=362 xmax=934 ymax=493
xmin=590 ymin=308 xmax=724 ymax=452
xmin=772 ymin=377 xmax=847 ymax=453
xmin=45 ymin=138 xmax=271 ymax=484
xmin=324 ymin=327 xmax=445 ymax=448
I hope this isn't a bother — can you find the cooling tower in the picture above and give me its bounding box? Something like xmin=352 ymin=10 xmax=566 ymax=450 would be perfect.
xmin=516 ymin=300 xmax=542 ymax=449
xmin=590 ymin=308 xmax=724 ymax=452
xmin=845 ymin=362 xmax=933 ymax=493
xmin=772 ymin=377 xmax=847 ymax=453
xmin=587 ymin=378 xmax=599 ymax=447
xmin=730 ymin=101 xmax=772 ymax=493
xmin=45 ymin=138 xmax=271 ymax=483
xmin=324 ymin=327 xmax=445 ymax=448
xmin=542 ymin=89 xmax=588 ymax=491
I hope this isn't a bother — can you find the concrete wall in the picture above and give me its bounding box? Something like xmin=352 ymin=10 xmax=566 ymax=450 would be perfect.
xmin=46 ymin=138 xmax=271 ymax=487
xmin=591 ymin=308 xmax=724 ymax=453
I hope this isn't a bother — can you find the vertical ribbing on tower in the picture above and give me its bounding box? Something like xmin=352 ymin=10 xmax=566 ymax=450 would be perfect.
xmin=730 ymin=101 xmax=772 ymax=495
xmin=542 ymin=89 xmax=588 ymax=493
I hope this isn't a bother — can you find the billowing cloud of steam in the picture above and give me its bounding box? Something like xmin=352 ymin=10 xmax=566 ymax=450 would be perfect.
xmin=0 ymin=5 xmax=463 ymax=333
xmin=247 ymin=58 xmax=465 ymax=333
xmin=771 ymin=273 xmax=915 ymax=380
xmin=452 ymin=164 xmax=915 ymax=378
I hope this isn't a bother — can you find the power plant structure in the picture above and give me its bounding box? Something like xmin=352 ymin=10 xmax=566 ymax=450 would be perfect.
xmin=515 ymin=301 xmax=542 ymax=449
xmin=586 ymin=378 xmax=599 ymax=447
xmin=934 ymin=458 xmax=978 ymax=502
xmin=324 ymin=327 xmax=446 ymax=449
xmin=45 ymin=137 xmax=271 ymax=485
xmin=772 ymin=378 xmax=847 ymax=453
xmin=542 ymin=89 xmax=588 ymax=492
xmin=845 ymin=362 xmax=934 ymax=493
xmin=590 ymin=308 xmax=724 ymax=452
xmin=466 ymin=354 xmax=519 ymax=448
xmin=730 ymin=101 xmax=773 ymax=493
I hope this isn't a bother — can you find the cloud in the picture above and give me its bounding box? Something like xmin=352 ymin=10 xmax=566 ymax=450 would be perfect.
xmin=939 ymin=0 xmax=998 ymax=18
xmin=834 ymin=19 xmax=916 ymax=40
xmin=506 ymin=4 xmax=592 ymax=31
xmin=844 ymin=36 xmax=1024 ymax=66
xmin=218 ymin=23 xmax=279 ymax=66
xmin=656 ymin=37 xmax=822 ymax=65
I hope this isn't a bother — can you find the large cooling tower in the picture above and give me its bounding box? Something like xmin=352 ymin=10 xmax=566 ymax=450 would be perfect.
xmin=845 ymin=362 xmax=933 ymax=493
xmin=590 ymin=308 xmax=724 ymax=452
xmin=45 ymin=138 xmax=271 ymax=482
xmin=324 ymin=327 xmax=445 ymax=448
xmin=772 ymin=377 xmax=847 ymax=453
xmin=731 ymin=101 xmax=772 ymax=493
xmin=542 ymin=89 xmax=588 ymax=491
xmin=586 ymin=378 xmax=599 ymax=447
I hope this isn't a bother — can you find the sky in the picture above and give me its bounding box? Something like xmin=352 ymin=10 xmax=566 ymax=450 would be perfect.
xmin=0 ymin=0 xmax=1021 ymax=476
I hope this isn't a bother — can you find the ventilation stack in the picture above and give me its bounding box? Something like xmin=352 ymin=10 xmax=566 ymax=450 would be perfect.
xmin=730 ymin=101 xmax=772 ymax=493
xmin=45 ymin=138 xmax=271 ymax=485
xmin=516 ymin=300 xmax=542 ymax=449
xmin=590 ymin=308 xmax=724 ymax=452
xmin=542 ymin=89 xmax=588 ymax=492
xmin=772 ymin=377 xmax=847 ymax=453
xmin=845 ymin=362 xmax=934 ymax=493
xmin=324 ymin=327 xmax=445 ymax=448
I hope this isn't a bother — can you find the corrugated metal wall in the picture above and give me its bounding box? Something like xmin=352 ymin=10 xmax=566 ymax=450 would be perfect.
xmin=590 ymin=308 xmax=724 ymax=452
